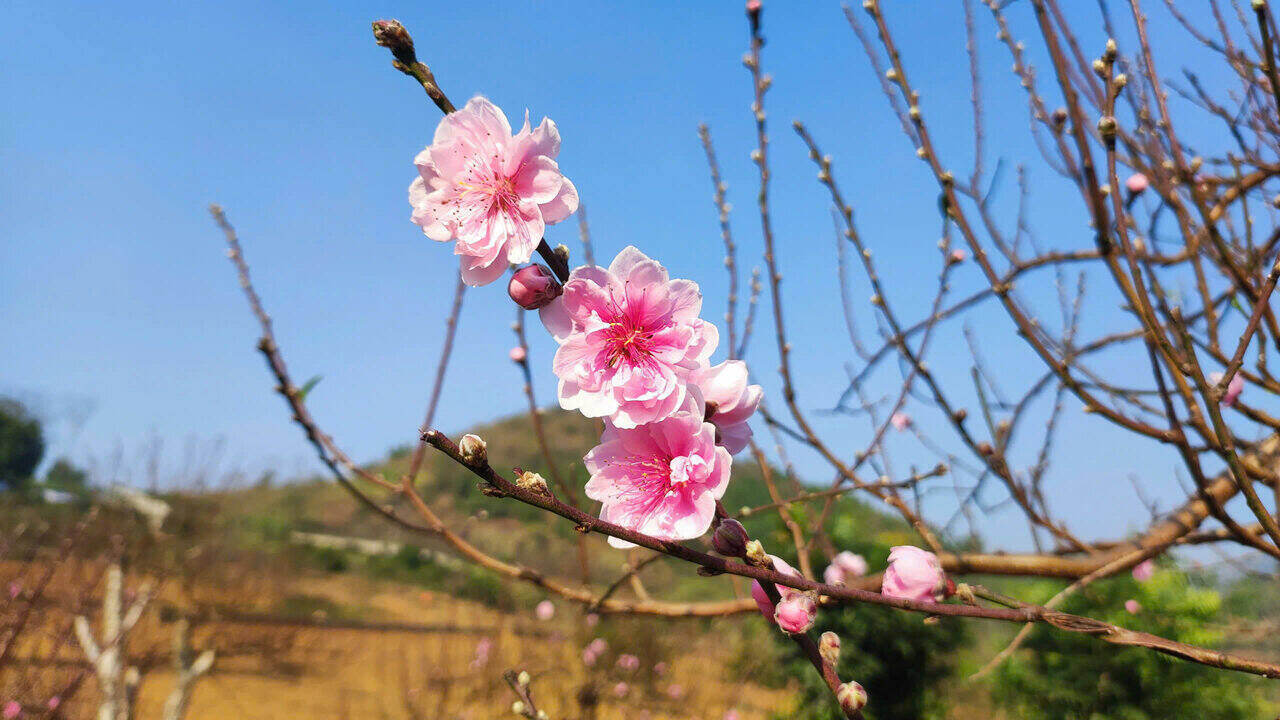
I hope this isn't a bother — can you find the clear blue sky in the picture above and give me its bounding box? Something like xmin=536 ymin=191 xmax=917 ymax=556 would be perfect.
xmin=1 ymin=1 xmax=1254 ymax=553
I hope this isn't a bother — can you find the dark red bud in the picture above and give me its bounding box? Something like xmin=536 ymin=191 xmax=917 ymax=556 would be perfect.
xmin=508 ymin=264 xmax=563 ymax=310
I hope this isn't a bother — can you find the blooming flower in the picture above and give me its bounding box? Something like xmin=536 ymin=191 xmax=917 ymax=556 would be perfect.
xmin=1126 ymin=172 xmax=1149 ymax=193
xmin=1125 ymin=599 xmax=1142 ymax=614
xmin=535 ymin=600 xmax=555 ymax=620
xmin=750 ymin=555 xmax=804 ymax=622
xmin=582 ymin=647 xmax=599 ymax=666
xmin=612 ymin=682 xmax=629 ymax=698
xmin=823 ymin=551 xmax=868 ymax=586
xmin=616 ymin=654 xmax=640 ymax=671
xmin=541 ymin=247 xmax=719 ymax=428
xmin=587 ymin=638 xmax=608 ymax=655
xmin=2 ymin=702 xmax=18 ymax=720
xmin=691 ymin=360 xmax=762 ymax=454
xmin=1131 ymin=559 xmax=1155 ymax=582
xmin=409 ymin=96 xmax=579 ymax=286
xmin=881 ymin=545 xmax=946 ymax=602
xmin=584 ymin=411 xmax=731 ymax=547
xmin=1209 ymin=371 xmax=1245 ymax=407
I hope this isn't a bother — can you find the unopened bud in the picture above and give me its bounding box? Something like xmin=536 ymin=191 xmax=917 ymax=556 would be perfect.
xmin=774 ymin=593 xmax=818 ymax=634
xmin=1098 ymin=115 xmax=1117 ymax=139
xmin=745 ymin=540 xmax=769 ymax=567
xmin=1113 ymin=73 xmax=1128 ymax=88
xmin=837 ymin=681 xmax=868 ymax=714
xmin=517 ymin=471 xmax=549 ymax=495
xmin=819 ymin=631 xmax=841 ymax=667
xmin=712 ymin=519 xmax=750 ymax=557
xmin=371 ymin=20 xmax=416 ymax=64
xmin=508 ymin=264 xmax=563 ymax=310
xmin=518 ymin=670 xmax=531 ymax=688
xmin=885 ymin=68 xmax=899 ymax=82
xmin=1104 ymin=38 xmax=1118 ymax=60
xmin=459 ymin=434 xmax=488 ymax=465
xmin=1092 ymin=58 xmax=1107 ymax=77
xmin=511 ymin=701 xmax=526 ymax=716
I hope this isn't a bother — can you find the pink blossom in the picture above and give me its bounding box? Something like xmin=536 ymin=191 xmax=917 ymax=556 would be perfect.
xmin=45 ymin=698 xmax=59 ymax=711
xmin=881 ymin=546 xmax=946 ymax=602
xmin=587 ymin=638 xmax=608 ymax=655
xmin=666 ymin=684 xmax=685 ymax=700
xmin=750 ymin=555 xmax=804 ymax=622
xmin=1 ymin=702 xmax=18 ymax=720
xmin=541 ymin=246 xmax=719 ymax=428
xmin=653 ymin=661 xmax=667 ymax=675
xmin=470 ymin=637 xmax=493 ymax=670
xmin=949 ymin=249 xmax=966 ymax=263
xmin=583 ymin=411 xmax=731 ymax=548
xmin=692 ymin=360 xmax=762 ymax=454
xmin=509 ymin=346 xmax=527 ymax=363
xmin=582 ymin=648 xmax=599 ymax=666
xmin=535 ymin=600 xmax=555 ymax=620
xmin=1125 ymin=599 xmax=1142 ymax=614
xmin=612 ymin=682 xmax=629 ymax=698
xmin=823 ymin=551 xmax=868 ymax=586
xmin=774 ymin=594 xmax=817 ymax=634
xmin=1209 ymin=371 xmax=1245 ymax=407
xmin=584 ymin=612 xmax=600 ymax=627
xmin=1131 ymin=559 xmax=1155 ymax=582
xmin=746 ymin=0 xmax=762 ymax=11
xmin=724 ymin=711 xmax=741 ymax=720
xmin=6 ymin=582 xmax=19 ymax=600
xmin=509 ymin=264 xmax=563 ymax=309
xmin=409 ymin=96 xmax=579 ymax=286
xmin=890 ymin=412 xmax=911 ymax=431
xmin=1125 ymin=172 xmax=1149 ymax=193
xmin=617 ymin=653 xmax=640 ymax=671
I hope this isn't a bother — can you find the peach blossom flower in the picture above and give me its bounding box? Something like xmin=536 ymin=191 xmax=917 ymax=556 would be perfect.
xmin=1131 ymin=559 xmax=1155 ymax=582
xmin=1125 ymin=599 xmax=1142 ymax=614
xmin=1125 ymin=172 xmax=1149 ymax=193
xmin=1209 ymin=371 xmax=1244 ymax=407
xmin=585 ymin=612 xmax=600 ymax=627
xmin=750 ymin=555 xmax=804 ymax=622
xmin=410 ymin=96 xmax=578 ymax=286
xmin=612 ymin=682 xmax=629 ymax=698
xmin=890 ymin=412 xmax=911 ymax=431
xmin=774 ymin=593 xmax=817 ymax=634
xmin=653 ymin=661 xmax=667 ymax=675
xmin=617 ymin=654 xmax=640 ymax=671
xmin=541 ymin=247 xmax=718 ymax=428
xmin=584 ymin=411 xmax=731 ymax=547
xmin=881 ymin=546 xmax=946 ymax=602
xmin=470 ymin=637 xmax=493 ymax=670
xmin=823 ymin=551 xmax=868 ymax=586
xmin=587 ymin=638 xmax=608 ymax=655
xmin=2 ymin=702 xmax=18 ymax=720
xmin=692 ymin=360 xmax=762 ymax=454
xmin=582 ymin=647 xmax=599 ymax=666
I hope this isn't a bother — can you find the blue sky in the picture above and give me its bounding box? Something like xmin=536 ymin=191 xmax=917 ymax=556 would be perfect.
xmin=1 ymin=1 xmax=1261 ymax=553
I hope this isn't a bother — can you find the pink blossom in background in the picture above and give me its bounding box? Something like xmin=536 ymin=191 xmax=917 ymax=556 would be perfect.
xmin=1125 ymin=599 xmax=1142 ymax=614
xmin=666 ymin=684 xmax=685 ymax=700
xmin=583 ymin=411 xmax=731 ymax=547
xmin=823 ymin=551 xmax=869 ymax=586
xmin=1131 ymin=559 xmax=1155 ymax=582
xmin=584 ymin=612 xmax=600 ymax=628
xmin=724 ymin=711 xmax=741 ymax=720
xmin=612 ymin=682 xmax=629 ymax=698
xmin=616 ymin=653 xmax=640 ymax=671
xmin=881 ymin=546 xmax=946 ymax=602
xmin=535 ymin=600 xmax=555 ymax=620
xmin=1208 ymin=371 xmax=1245 ymax=407
xmin=6 ymin=582 xmax=19 ymax=600
xmin=409 ymin=96 xmax=579 ymax=286
xmin=691 ymin=360 xmax=763 ymax=454
xmin=541 ymin=246 xmax=719 ymax=428
xmin=470 ymin=637 xmax=493 ymax=670
xmin=509 ymin=346 xmax=527 ymax=363
xmin=581 ymin=648 xmax=599 ymax=666
xmin=774 ymin=593 xmax=817 ymax=634
xmin=653 ymin=661 xmax=667 ymax=676
xmin=750 ymin=555 xmax=804 ymax=622
xmin=2 ymin=702 xmax=18 ymax=720
xmin=890 ymin=412 xmax=911 ymax=431
xmin=45 ymin=698 xmax=59 ymax=711
xmin=587 ymin=637 xmax=608 ymax=655
xmin=1126 ymin=172 xmax=1150 ymax=193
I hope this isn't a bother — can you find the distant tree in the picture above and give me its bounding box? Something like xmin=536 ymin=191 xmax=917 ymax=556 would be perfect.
xmin=0 ymin=398 xmax=44 ymax=490
xmin=43 ymin=457 xmax=89 ymax=493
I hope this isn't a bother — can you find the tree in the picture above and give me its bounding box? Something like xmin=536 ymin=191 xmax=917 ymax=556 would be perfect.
xmin=0 ymin=398 xmax=44 ymax=490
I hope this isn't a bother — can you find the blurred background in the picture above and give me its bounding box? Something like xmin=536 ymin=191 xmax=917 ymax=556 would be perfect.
xmin=4 ymin=1 xmax=1280 ymax=718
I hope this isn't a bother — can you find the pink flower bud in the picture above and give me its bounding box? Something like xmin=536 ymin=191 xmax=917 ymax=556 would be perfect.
xmin=1209 ymin=371 xmax=1245 ymax=407
xmin=823 ymin=551 xmax=868 ymax=586
xmin=585 ymin=612 xmax=600 ymax=628
xmin=653 ymin=661 xmax=667 ymax=675
xmin=1131 ymin=559 xmax=1155 ymax=582
xmin=2 ymin=702 xmax=19 ymax=720
xmin=587 ymin=638 xmax=608 ymax=655
xmin=6 ymin=582 xmax=19 ymax=600
xmin=746 ymin=0 xmax=762 ymax=11
xmin=881 ymin=546 xmax=947 ymax=602
xmin=582 ymin=648 xmax=598 ymax=666
xmin=774 ymin=594 xmax=817 ymax=634
xmin=46 ymin=698 xmax=59 ymax=711
xmin=509 ymin=346 xmax=527 ymax=363
xmin=890 ymin=412 xmax=911 ymax=431
xmin=1125 ymin=172 xmax=1149 ymax=193
xmin=837 ymin=682 xmax=868 ymax=714
xmin=712 ymin=518 xmax=750 ymax=557
xmin=535 ymin=600 xmax=555 ymax=620
xmin=617 ymin=654 xmax=640 ymax=671
xmin=508 ymin=264 xmax=563 ymax=310
xmin=819 ymin=631 xmax=841 ymax=667
xmin=949 ymin=249 xmax=966 ymax=263
xmin=750 ymin=555 xmax=802 ymax=621
xmin=612 ymin=682 xmax=629 ymax=698
xmin=1125 ymin=599 xmax=1142 ymax=614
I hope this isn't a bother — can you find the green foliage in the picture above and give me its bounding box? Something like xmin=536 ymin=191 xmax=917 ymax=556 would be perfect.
xmin=764 ymin=499 xmax=968 ymax=720
xmin=992 ymin=566 xmax=1262 ymax=720
xmin=42 ymin=457 xmax=89 ymax=494
xmin=0 ymin=398 xmax=44 ymax=490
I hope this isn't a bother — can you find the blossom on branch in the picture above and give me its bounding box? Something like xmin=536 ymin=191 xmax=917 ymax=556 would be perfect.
xmin=409 ymin=96 xmax=579 ymax=286
xmin=692 ymin=360 xmax=762 ymax=454
xmin=583 ymin=411 xmax=731 ymax=547
xmin=542 ymin=247 xmax=719 ymax=428
xmin=881 ymin=545 xmax=947 ymax=602
xmin=822 ymin=550 xmax=868 ymax=586
xmin=749 ymin=554 xmax=803 ymax=621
